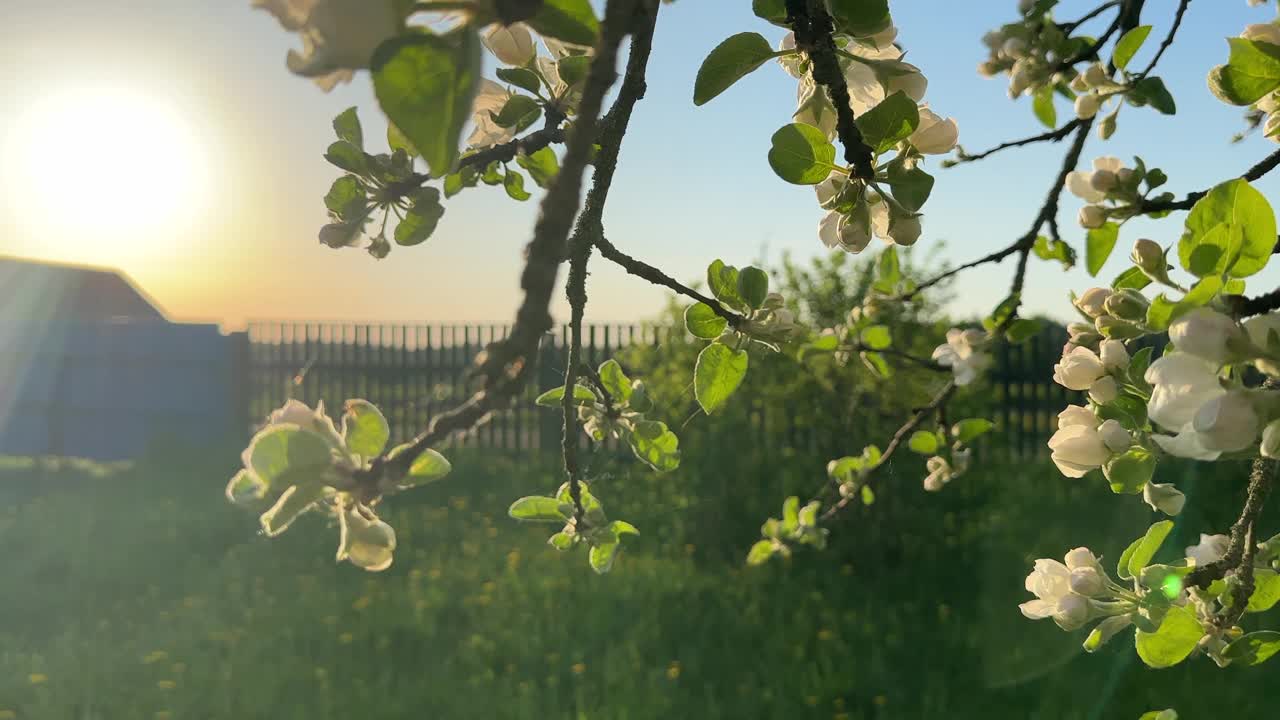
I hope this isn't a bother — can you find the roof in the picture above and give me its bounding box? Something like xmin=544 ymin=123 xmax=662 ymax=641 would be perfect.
xmin=0 ymin=255 xmax=167 ymax=323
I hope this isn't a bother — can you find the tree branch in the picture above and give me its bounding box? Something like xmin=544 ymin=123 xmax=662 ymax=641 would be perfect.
xmin=1060 ymin=1 xmax=1121 ymax=34
xmin=594 ymin=236 xmax=746 ymax=328
xmin=1139 ymin=147 xmax=1280 ymax=213
xmin=358 ymin=0 xmax=653 ymax=486
xmin=1133 ymin=0 xmax=1190 ymax=80
xmin=948 ymin=119 xmax=1083 ymax=165
xmin=785 ymin=0 xmax=875 ymax=179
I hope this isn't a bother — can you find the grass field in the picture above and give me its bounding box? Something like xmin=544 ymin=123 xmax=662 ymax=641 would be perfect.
xmin=1 ymin=446 xmax=1276 ymax=719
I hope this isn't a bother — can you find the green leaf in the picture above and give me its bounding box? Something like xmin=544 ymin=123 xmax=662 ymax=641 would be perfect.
xmin=1005 ymin=318 xmax=1043 ymax=344
xmin=1146 ymin=276 xmax=1223 ymax=331
xmin=324 ymin=175 xmax=366 ymax=221
xmin=1032 ymin=235 xmax=1076 ymax=269
xmin=596 ymin=359 xmax=632 ymax=404
xmin=393 ymin=447 xmax=451 ymax=486
xmin=1103 ymin=447 xmax=1155 ymax=495
xmin=503 ymin=169 xmax=532 ymax=201
xmin=225 ymin=469 xmax=267 ymax=506
xmin=854 ymin=91 xmax=920 ymax=153
xmin=1222 ymin=631 xmax=1280 ymax=665
xmin=259 ymin=481 xmax=331 ymax=537
xmin=1127 ymin=520 xmax=1175 ymax=578
xmin=1247 ymin=569 xmax=1280 ymax=612
xmin=491 ymin=94 xmax=542 ymax=130
xmin=341 ymin=400 xmax=389 ymax=457
xmin=859 ymin=324 xmax=891 ymax=350
xmin=693 ymin=32 xmax=776 ymax=106
xmin=737 ymin=266 xmax=770 ymax=309
xmin=707 ymin=260 xmax=746 ymax=309
xmin=527 ymin=0 xmax=600 ymax=46
xmin=860 ymin=485 xmax=876 ymax=506
xmin=908 ymin=431 xmax=938 ymax=455
xmin=1032 ymin=85 xmax=1056 ymax=129
xmin=1112 ymin=25 xmax=1152 ymax=71
xmin=548 ymin=531 xmax=575 ymax=551
xmin=387 ymin=122 xmax=418 ymax=157
xmin=685 ymin=302 xmax=728 ymax=339
xmin=247 ymin=425 xmax=334 ymax=492
xmin=746 ymin=539 xmax=776 ymax=565
xmin=495 ymin=66 xmax=542 ymax=94
xmin=952 ymin=418 xmax=994 ymax=443
xmin=588 ymin=539 xmax=620 ymax=574
xmin=827 ymin=0 xmax=892 ymax=38
xmin=1086 ymin=222 xmax=1120 ymax=276
xmin=324 ymin=141 xmax=368 ymax=174
xmin=1179 ymin=179 xmax=1277 ymax=279
xmin=516 ymin=147 xmax=559 ymax=188
xmin=535 ymin=385 xmax=596 ymax=407
xmin=767 ymin=123 xmax=836 ymax=185
xmin=695 ymin=343 xmax=749 ymax=414
xmin=751 ymin=0 xmax=787 ymax=26
xmin=333 ymin=107 xmax=363 ymax=148
xmin=1135 ymin=604 xmax=1204 ymax=668
xmin=373 ymin=29 xmax=481 ymax=177
xmin=1209 ymin=38 xmax=1280 ymax=106
xmin=627 ymin=417 xmax=680 ymax=474
xmin=781 ymin=496 xmax=800 ymax=533
xmin=508 ymin=496 xmax=569 ymax=523
xmin=1129 ymin=76 xmax=1176 ymax=115
xmin=1138 ymin=712 xmax=1179 ymax=720
xmin=1112 ymin=265 xmax=1152 ymax=290
xmin=876 ymin=245 xmax=902 ymax=289
xmin=885 ymin=161 xmax=934 ymax=213
xmin=555 ymin=55 xmax=592 ymax=88
xmin=395 ymin=187 xmax=446 ymax=246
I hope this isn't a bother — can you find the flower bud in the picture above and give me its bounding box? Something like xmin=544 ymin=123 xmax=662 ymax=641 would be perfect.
xmin=1098 ymin=418 xmax=1130 ymax=451
xmin=1074 ymin=287 xmax=1112 ymax=318
xmin=977 ymin=60 xmax=1000 ymax=77
xmin=1069 ymin=73 xmax=1089 ymax=93
xmin=1130 ymin=238 xmax=1167 ymax=277
xmin=1054 ymin=593 xmax=1091 ymax=631
xmin=1103 ymin=289 xmax=1149 ymax=322
xmin=1263 ymin=419 xmax=1280 ymax=459
xmin=1144 ymin=482 xmax=1186 ymax=516
xmin=1193 ymin=390 xmax=1260 ymax=452
xmin=1169 ymin=307 xmax=1243 ymax=365
xmin=1053 ymin=346 xmax=1106 ymax=391
xmin=337 ymin=508 xmax=397 ymax=572
xmin=1243 ymin=23 xmax=1280 ymax=47
xmin=1099 ymin=339 xmax=1130 ymax=370
xmin=1002 ymin=37 xmax=1028 ymax=58
xmin=482 ymin=23 xmax=536 ymax=66
xmin=1078 ymin=204 xmax=1107 ymax=228
xmin=1089 ymin=376 xmax=1119 ymax=405
xmin=1074 ymin=93 xmax=1101 ymax=120
xmin=1084 ymin=615 xmax=1132 ymax=652
xmin=1065 ymin=547 xmax=1101 ymax=572
xmin=1083 ymin=63 xmax=1109 ymax=87
xmin=1095 ymin=315 xmax=1144 ymax=340
xmin=1069 ymin=567 xmax=1105 ymax=596
xmin=1116 ymin=167 xmax=1137 ymax=184
xmin=1243 ymin=312 xmax=1280 ymax=375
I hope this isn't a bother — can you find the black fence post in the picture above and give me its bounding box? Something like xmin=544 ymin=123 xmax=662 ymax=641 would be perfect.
xmin=229 ymin=330 xmax=252 ymax=441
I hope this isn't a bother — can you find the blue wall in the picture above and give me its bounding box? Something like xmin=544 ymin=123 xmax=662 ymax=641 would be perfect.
xmin=0 ymin=321 xmax=245 ymax=460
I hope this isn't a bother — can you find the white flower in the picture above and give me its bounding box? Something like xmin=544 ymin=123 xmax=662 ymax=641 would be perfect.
xmin=253 ymin=0 xmax=401 ymax=91
xmin=468 ymin=80 xmax=515 ymax=148
xmin=909 ymin=106 xmax=959 ymax=154
xmin=1243 ymin=23 xmax=1280 ymax=47
xmin=1090 ymin=169 xmax=1118 ymax=193
xmin=1263 ymin=419 xmax=1280 ymax=459
xmin=1074 ymin=287 xmax=1112 ymax=318
xmin=1145 ymin=352 xmax=1225 ymax=431
xmin=843 ymin=60 xmax=887 ymax=115
xmin=1082 ymin=63 xmax=1110 ymax=88
xmin=1169 ymin=307 xmax=1243 ymax=364
xmin=1098 ymin=419 xmax=1131 ymax=452
xmin=1131 ymin=238 xmax=1165 ymax=275
xmin=932 ymin=329 xmax=992 ymax=386
xmin=814 ymin=171 xmax=846 ymax=208
xmin=888 ymin=213 xmax=922 ymax=246
xmin=1067 ymin=157 xmax=1124 ymax=203
xmin=1065 ymin=547 xmax=1102 ymax=572
xmin=1069 ymin=567 xmax=1105 ymax=596
xmin=1186 ymin=533 xmax=1230 ymax=567
xmin=819 ymin=208 xmax=873 ymax=254
xmin=778 ymin=33 xmax=804 ymax=78
xmin=1074 ymin=93 xmax=1101 ymax=119
xmin=1244 ymin=312 xmax=1280 ymax=375
xmin=1049 ymin=412 xmax=1112 ymax=477
xmin=923 ymin=456 xmax=951 ymax=492
xmin=1192 ymin=390 xmax=1260 ymax=452
xmin=1021 ymin=559 xmax=1091 ymax=630
xmin=1053 ymin=346 xmax=1106 ymax=391
xmin=1144 ymin=482 xmax=1187 ymax=516
xmin=795 ymin=76 xmax=839 ymax=139
xmin=482 ymin=23 xmax=536 ymax=66
xmin=1088 ymin=376 xmax=1118 ymax=405
xmin=1151 ymin=430 xmax=1222 ymax=461
xmin=262 ymin=398 xmax=344 ymax=449
xmin=1058 ymin=405 xmax=1099 ymax=430
xmin=1078 ymin=204 xmax=1107 ymax=229
xmin=337 ymin=506 xmax=397 ymax=571
xmin=1099 ymin=339 xmax=1130 ymax=370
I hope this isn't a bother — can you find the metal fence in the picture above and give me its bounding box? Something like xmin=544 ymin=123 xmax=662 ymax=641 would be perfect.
xmin=245 ymin=321 xmax=1085 ymax=457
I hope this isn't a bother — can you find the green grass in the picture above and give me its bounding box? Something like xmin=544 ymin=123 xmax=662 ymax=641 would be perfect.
xmin=0 ymin=446 xmax=1276 ymax=719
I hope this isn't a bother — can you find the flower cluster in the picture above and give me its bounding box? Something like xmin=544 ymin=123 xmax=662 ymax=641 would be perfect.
xmin=226 ymin=399 xmax=452 ymax=572
xmin=1067 ymin=156 xmax=1170 ymax=229
xmin=1068 ymin=63 xmax=1125 ymax=122
xmin=469 ymin=30 xmax=593 ymax=150
xmin=932 ymin=328 xmax=993 ymax=386
xmin=976 ymin=3 xmax=1085 ymax=98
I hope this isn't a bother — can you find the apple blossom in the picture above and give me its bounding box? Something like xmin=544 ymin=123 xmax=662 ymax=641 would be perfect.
xmin=1049 ymin=411 xmax=1112 ymax=477
xmin=1243 ymin=312 xmax=1280 ymax=374
xmin=1074 ymin=287 xmax=1112 ymax=318
xmin=1243 ymin=23 xmax=1280 ymax=47
xmin=1088 ymin=376 xmax=1118 ymax=405
xmin=1131 ymin=238 xmax=1167 ymax=278
xmin=909 ymin=107 xmax=959 ymax=154
xmin=1098 ymin=419 xmax=1131 ymax=453
xmin=253 ymin=0 xmax=401 ymax=91
xmin=1020 ymin=558 xmax=1091 ymax=630
xmin=1074 ymin=93 xmax=1101 ymax=120
xmin=1168 ymin=307 xmax=1243 ymax=365
xmin=482 ymin=23 xmax=537 ymax=66
xmin=1144 ymin=482 xmax=1187 ymax=516
xmin=1099 ymin=339 xmax=1130 ymax=371
xmin=1078 ymin=204 xmax=1107 ymax=228
xmin=1187 ymin=534 xmax=1230 ymax=567
xmin=468 ymin=80 xmax=516 ymax=148
xmin=1192 ymin=390 xmax=1260 ymax=453
xmin=932 ymin=328 xmax=992 ymax=386
xmin=1070 ymin=566 xmax=1105 ymax=597
xmin=1067 ymin=157 xmax=1125 ymax=203
xmin=1053 ymin=346 xmax=1106 ymax=391
xmin=1145 ymin=352 xmax=1225 ymax=432
xmin=1263 ymin=419 xmax=1280 ymax=459
xmin=337 ymin=505 xmax=397 ymax=571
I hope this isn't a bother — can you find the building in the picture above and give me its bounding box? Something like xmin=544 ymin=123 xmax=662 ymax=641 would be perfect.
xmin=0 ymin=255 xmax=167 ymax=323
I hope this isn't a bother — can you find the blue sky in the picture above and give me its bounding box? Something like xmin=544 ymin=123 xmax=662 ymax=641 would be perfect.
xmin=2 ymin=0 xmax=1278 ymax=328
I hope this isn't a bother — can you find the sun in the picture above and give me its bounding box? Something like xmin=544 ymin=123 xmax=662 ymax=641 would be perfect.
xmin=9 ymin=87 xmax=208 ymax=243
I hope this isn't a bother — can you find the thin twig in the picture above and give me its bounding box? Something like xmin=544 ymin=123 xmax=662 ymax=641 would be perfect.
xmin=1060 ymin=1 xmax=1121 ymax=34
xmin=1133 ymin=0 xmax=1190 ymax=80
xmin=949 ymin=120 xmax=1083 ymax=165
xmin=594 ymin=236 xmax=746 ymax=328
xmin=846 ymin=343 xmax=948 ymax=371
xmin=1139 ymin=147 xmax=1280 ymax=213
